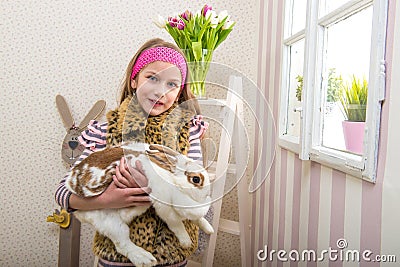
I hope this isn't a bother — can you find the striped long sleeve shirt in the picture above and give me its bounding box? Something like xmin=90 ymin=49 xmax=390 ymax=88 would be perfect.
xmin=55 ymin=116 xmax=208 ymax=210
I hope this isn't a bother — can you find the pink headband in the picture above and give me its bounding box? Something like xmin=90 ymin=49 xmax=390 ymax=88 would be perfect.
xmin=131 ymin=47 xmax=187 ymax=88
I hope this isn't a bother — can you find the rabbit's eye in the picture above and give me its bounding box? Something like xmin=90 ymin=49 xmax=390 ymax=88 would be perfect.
xmin=192 ymin=176 xmax=201 ymax=184
xmin=186 ymin=172 xmax=204 ymax=187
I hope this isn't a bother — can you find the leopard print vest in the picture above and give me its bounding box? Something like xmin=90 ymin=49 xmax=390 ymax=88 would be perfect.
xmin=92 ymin=95 xmax=199 ymax=264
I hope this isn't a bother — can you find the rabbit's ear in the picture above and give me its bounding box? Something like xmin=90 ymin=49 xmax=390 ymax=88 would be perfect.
xmin=148 ymin=144 xmax=180 ymax=157
xmin=56 ymin=94 xmax=75 ymax=129
xmin=78 ymin=100 xmax=106 ymax=130
xmin=146 ymin=148 xmax=177 ymax=173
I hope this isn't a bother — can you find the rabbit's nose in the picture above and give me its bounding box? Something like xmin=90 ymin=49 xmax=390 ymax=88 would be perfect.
xmin=69 ymin=141 xmax=79 ymax=150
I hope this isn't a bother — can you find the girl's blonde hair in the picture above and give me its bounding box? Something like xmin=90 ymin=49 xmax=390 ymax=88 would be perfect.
xmin=119 ymin=38 xmax=200 ymax=114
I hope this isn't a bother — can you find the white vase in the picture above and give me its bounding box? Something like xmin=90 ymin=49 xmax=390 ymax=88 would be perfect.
xmin=183 ymin=49 xmax=213 ymax=98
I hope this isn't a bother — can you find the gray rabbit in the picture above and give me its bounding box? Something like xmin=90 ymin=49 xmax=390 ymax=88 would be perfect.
xmin=55 ymin=94 xmax=105 ymax=165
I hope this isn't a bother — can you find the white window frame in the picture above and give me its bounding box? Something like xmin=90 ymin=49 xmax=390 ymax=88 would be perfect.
xmin=279 ymin=0 xmax=388 ymax=182
xmin=279 ymin=0 xmax=306 ymax=153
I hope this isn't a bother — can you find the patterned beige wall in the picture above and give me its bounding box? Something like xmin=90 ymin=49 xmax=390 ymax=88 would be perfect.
xmin=0 ymin=0 xmax=257 ymax=266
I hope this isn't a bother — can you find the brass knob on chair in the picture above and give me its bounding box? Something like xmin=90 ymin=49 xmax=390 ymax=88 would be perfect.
xmin=46 ymin=209 xmax=71 ymax=229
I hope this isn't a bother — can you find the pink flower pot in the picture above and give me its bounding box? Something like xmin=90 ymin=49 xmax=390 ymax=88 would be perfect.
xmin=342 ymin=121 xmax=365 ymax=154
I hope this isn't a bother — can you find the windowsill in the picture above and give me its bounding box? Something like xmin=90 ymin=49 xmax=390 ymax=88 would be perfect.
xmin=278 ymin=135 xmax=300 ymax=153
xmin=278 ymin=136 xmax=375 ymax=183
xmin=309 ymin=146 xmax=368 ymax=181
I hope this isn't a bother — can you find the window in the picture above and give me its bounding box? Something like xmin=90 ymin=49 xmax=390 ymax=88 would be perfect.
xmin=280 ymin=0 xmax=307 ymax=151
xmin=279 ymin=0 xmax=388 ymax=182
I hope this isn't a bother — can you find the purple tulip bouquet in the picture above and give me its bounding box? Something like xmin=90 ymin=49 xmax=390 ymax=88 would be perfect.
xmin=154 ymin=4 xmax=235 ymax=97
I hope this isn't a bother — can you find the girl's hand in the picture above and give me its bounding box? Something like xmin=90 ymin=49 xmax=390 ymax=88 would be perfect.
xmin=97 ymin=157 xmax=151 ymax=209
xmin=113 ymin=157 xmax=149 ymax=189
xmin=97 ymin=181 xmax=151 ymax=209
xmin=68 ymin=181 xmax=151 ymax=210
xmin=69 ymin=157 xmax=151 ymax=210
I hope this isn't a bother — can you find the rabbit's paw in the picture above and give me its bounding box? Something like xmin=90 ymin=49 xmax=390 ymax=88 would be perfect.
xmin=127 ymin=249 xmax=157 ymax=267
xmin=176 ymin=232 xmax=192 ymax=248
xmin=197 ymin=218 xmax=214 ymax=234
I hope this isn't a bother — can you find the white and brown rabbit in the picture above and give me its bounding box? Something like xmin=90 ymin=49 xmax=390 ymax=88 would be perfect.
xmin=65 ymin=142 xmax=213 ymax=267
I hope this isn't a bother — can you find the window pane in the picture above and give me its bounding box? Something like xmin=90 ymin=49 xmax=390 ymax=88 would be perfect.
xmin=285 ymin=0 xmax=307 ymax=37
xmin=285 ymin=39 xmax=304 ymax=138
xmin=319 ymin=0 xmax=352 ymax=17
xmin=321 ymin=6 xmax=372 ymax=154
xmin=292 ymin=0 xmax=307 ymax=33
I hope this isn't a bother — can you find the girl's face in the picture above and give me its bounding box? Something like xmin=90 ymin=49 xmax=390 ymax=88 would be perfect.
xmin=131 ymin=61 xmax=182 ymax=116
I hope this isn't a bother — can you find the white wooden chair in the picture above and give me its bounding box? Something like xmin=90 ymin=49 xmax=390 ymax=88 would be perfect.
xmin=188 ymin=75 xmax=251 ymax=267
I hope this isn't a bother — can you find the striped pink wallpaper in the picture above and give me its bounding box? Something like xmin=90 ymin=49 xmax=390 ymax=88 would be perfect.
xmin=252 ymin=1 xmax=398 ymax=266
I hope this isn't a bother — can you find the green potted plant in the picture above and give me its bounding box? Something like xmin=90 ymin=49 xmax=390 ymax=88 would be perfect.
xmin=338 ymin=75 xmax=368 ymax=154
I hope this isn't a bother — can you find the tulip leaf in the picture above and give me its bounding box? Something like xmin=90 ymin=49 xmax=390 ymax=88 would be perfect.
xmin=192 ymin=42 xmax=202 ymax=61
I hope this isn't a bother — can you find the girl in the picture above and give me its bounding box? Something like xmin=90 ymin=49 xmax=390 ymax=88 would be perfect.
xmin=55 ymin=38 xmax=208 ymax=266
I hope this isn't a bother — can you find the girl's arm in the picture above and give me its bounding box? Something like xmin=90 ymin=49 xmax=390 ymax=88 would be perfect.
xmin=55 ymin=116 xmax=208 ymax=211
xmin=187 ymin=115 xmax=209 ymax=161
xmin=68 ymin=176 xmax=151 ymax=210
xmin=68 ymin=156 xmax=151 ymax=210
